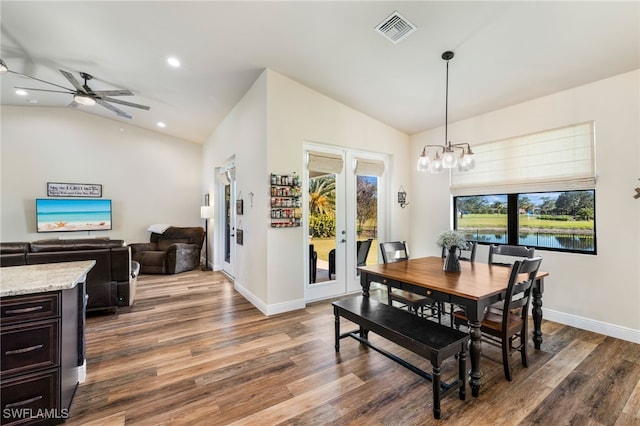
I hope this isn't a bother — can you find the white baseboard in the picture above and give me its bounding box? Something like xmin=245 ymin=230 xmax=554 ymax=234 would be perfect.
xmin=77 ymin=360 xmax=87 ymax=383
xmin=543 ymin=308 xmax=640 ymax=344
xmin=233 ymin=280 xmax=305 ymax=316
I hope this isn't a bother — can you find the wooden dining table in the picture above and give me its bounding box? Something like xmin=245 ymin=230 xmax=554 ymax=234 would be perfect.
xmin=357 ymin=256 xmax=549 ymax=397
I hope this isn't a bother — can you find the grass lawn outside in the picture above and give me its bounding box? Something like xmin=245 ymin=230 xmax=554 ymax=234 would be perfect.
xmin=458 ymin=214 xmax=594 ymax=231
xmin=309 ymin=237 xmax=378 ymax=265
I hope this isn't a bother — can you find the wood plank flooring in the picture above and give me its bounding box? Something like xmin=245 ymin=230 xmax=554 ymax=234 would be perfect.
xmin=66 ymin=270 xmax=640 ymax=425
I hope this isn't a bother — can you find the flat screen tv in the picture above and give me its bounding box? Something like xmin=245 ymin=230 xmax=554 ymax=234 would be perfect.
xmin=36 ymin=198 xmax=112 ymax=233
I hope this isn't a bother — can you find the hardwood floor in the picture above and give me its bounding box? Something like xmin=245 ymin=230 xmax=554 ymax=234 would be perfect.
xmin=67 ymin=270 xmax=640 ymax=425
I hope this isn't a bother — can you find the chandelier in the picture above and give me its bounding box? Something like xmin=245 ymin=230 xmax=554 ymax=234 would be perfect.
xmin=417 ymin=51 xmax=475 ymax=174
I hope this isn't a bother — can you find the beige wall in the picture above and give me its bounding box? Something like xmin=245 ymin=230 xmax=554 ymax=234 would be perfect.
xmin=1 ymin=107 xmax=203 ymax=244
xmin=410 ymin=70 xmax=640 ymax=341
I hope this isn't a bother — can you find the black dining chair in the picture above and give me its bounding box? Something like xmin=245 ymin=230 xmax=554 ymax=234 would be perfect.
xmin=356 ymin=239 xmax=373 ymax=267
xmin=440 ymin=240 xmax=478 ymax=262
xmin=488 ymin=244 xmax=535 ymax=267
xmin=453 ymin=256 xmax=543 ymax=381
xmin=380 ymin=241 xmax=442 ymax=323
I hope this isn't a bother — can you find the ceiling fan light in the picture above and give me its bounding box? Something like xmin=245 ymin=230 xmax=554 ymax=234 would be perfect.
xmin=74 ymin=94 xmax=96 ymax=106
xmin=0 ymin=59 xmax=8 ymax=74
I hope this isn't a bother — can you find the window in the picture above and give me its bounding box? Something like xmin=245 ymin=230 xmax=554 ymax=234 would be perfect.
xmin=452 ymin=122 xmax=596 ymax=254
xmin=454 ymin=190 xmax=596 ymax=254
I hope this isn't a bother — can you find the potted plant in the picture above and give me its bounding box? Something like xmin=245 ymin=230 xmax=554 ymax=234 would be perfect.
xmin=436 ymin=230 xmax=467 ymax=272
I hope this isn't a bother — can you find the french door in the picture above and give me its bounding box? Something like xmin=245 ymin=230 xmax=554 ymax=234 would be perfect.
xmin=305 ymin=146 xmax=386 ymax=301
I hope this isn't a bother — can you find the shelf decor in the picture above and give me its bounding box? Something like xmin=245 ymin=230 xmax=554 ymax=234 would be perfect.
xmin=270 ymin=173 xmax=301 ymax=227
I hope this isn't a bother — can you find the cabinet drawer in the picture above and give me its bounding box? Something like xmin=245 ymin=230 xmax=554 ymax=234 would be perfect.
xmin=1 ymin=369 xmax=61 ymax=426
xmin=1 ymin=319 xmax=59 ymax=377
xmin=1 ymin=293 xmax=60 ymax=325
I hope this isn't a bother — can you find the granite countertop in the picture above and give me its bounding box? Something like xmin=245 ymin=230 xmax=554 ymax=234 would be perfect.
xmin=0 ymin=260 xmax=96 ymax=297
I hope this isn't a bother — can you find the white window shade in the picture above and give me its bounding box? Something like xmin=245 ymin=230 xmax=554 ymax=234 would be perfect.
xmin=354 ymin=158 xmax=385 ymax=177
xmin=450 ymin=122 xmax=596 ymax=196
xmin=307 ymin=151 xmax=344 ymax=174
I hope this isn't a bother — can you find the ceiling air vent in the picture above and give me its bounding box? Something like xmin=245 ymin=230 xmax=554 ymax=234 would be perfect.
xmin=375 ymin=11 xmax=416 ymax=44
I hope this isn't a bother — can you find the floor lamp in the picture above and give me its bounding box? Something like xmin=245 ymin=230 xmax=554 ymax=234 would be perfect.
xmin=200 ymin=205 xmax=214 ymax=271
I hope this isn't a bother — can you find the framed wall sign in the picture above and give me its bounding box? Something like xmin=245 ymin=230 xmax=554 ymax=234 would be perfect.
xmin=47 ymin=182 xmax=102 ymax=198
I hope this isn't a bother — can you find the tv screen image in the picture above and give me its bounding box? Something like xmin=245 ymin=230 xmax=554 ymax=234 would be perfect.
xmin=36 ymin=198 xmax=112 ymax=232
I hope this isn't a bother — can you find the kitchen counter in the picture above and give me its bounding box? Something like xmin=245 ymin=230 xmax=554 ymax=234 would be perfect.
xmin=0 ymin=260 xmax=95 ymax=297
xmin=1 ymin=260 xmax=95 ymax=425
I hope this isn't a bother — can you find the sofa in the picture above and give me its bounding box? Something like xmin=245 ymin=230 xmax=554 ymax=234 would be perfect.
xmin=129 ymin=226 xmax=205 ymax=274
xmin=0 ymin=238 xmax=137 ymax=312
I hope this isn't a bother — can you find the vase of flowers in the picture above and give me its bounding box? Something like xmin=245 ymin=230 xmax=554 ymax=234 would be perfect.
xmin=436 ymin=230 xmax=467 ymax=272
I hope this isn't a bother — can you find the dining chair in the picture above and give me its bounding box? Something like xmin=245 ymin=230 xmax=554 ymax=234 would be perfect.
xmin=380 ymin=241 xmax=442 ymax=323
xmin=356 ymin=239 xmax=373 ymax=267
xmin=486 ymin=244 xmax=536 ymax=314
xmin=488 ymin=244 xmax=535 ymax=267
xmin=453 ymin=256 xmax=543 ymax=381
xmin=440 ymin=240 xmax=478 ymax=262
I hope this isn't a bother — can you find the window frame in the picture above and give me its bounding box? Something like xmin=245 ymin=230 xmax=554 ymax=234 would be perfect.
xmin=453 ymin=190 xmax=597 ymax=255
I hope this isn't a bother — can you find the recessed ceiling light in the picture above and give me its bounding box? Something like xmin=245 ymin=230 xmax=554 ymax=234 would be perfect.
xmin=167 ymin=57 xmax=180 ymax=68
xmin=15 ymin=89 xmax=28 ymax=96
xmin=27 ymin=98 xmax=38 ymax=104
xmin=157 ymin=122 xmax=166 ymax=128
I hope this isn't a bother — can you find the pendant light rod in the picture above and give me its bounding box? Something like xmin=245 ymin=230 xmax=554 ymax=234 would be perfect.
xmin=443 ymin=51 xmax=454 ymax=148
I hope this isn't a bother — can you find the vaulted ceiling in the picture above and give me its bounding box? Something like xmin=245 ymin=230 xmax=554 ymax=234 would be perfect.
xmin=1 ymin=1 xmax=638 ymax=143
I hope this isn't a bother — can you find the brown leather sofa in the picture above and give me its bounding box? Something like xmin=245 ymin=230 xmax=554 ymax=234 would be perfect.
xmin=129 ymin=226 xmax=205 ymax=274
xmin=0 ymin=238 xmax=136 ymax=312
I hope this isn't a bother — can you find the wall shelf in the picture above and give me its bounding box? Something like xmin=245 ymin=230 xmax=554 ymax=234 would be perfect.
xmin=270 ymin=173 xmax=301 ymax=228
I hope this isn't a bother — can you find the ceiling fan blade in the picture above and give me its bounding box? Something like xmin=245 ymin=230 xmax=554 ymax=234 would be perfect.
xmin=96 ymin=99 xmax=132 ymax=119
xmin=59 ymin=70 xmax=85 ymax=92
xmin=91 ymin=89 xmax=133 ymax=97
xmin=9 ymin=70 xmax=74 ymax=91
xmin=102 ymin=97 xmax=150 ymax=111
xmin=14 ymin=86 xmax=74 ymax=95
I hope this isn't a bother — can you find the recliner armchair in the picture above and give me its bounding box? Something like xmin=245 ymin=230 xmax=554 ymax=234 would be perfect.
xmin=129 ymin=226 xmax=205 ymax=274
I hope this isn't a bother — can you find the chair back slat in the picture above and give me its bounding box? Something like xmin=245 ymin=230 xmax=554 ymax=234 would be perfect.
xmin=488 ymin=244 xmax=535 ymax=266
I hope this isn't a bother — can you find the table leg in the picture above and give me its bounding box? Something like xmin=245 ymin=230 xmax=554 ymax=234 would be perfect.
xmin=532 ymin=278 xmax=544 ymax=350
xmin=468 ymin=319 xmax=482 ymax=397
xmin=360 ymin=273 xmax=371 ymax=297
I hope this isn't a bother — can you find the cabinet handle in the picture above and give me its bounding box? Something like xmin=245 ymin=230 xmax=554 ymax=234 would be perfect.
xmin=5 ymin=344 xmax=43 ymax=355
xmin=5 ymin=306 xmax=44 ymax=315
xmin=5 ymin=395 xmax=43 ymax=409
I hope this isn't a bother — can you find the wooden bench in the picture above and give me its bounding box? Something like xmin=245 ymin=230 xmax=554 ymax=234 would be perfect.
xmin=332 ymin=296 xmax=469 ymax=419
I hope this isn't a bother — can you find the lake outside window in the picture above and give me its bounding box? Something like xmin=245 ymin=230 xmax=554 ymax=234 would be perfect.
xmin=454 ymin=190 xmax=596 ymax=254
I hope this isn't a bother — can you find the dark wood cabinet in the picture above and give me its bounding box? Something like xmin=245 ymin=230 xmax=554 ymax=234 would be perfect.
xmin=1 ymin=286 xmax=81 ymax=425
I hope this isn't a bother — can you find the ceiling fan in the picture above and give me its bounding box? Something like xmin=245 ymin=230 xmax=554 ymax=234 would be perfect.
xmin=1 ymin=60 xmax=150 ymax=119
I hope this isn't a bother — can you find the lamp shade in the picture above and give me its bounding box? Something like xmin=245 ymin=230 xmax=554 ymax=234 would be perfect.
xmin=200 ymin=206 xmax=214 ymax=219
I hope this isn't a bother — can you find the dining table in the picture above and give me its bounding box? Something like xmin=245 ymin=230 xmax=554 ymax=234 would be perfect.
xmin=357 ymin=256 xmax=549 ymax=397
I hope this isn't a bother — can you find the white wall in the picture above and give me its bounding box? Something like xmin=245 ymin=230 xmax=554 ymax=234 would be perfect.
xmin=203 ymin=69 xmax=411 ymax=314
xmin=1 ymin=107 xmax=203 ymax=243
xmin=203 ymin=72 xmax=269 ymax=302
xmin=265 ymin=70 xmax=411 ymax=309
xmin=410 ymin=70 xmax=640 ymax=342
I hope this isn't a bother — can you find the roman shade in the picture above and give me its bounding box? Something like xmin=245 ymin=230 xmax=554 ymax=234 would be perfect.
xmin=307 ymin=151 xmax=344 ymax=174
xmin=450 ymin=121 xmax=596 ymax=196
xmin=354 ymin=158 xmax=385 ymax=177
